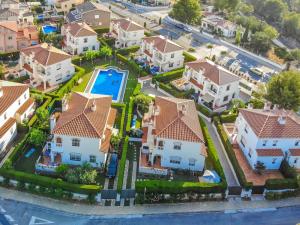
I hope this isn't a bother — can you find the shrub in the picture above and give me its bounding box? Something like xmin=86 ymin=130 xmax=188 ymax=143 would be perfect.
xmin=0 ymin=169 xmax=102 ymax=194
xmin=117 ymin=136 xmax=129 ymax=192
xmin=280 ymin=159 xmax=298 ymax=179
xmin=196 ymin=104 xmax=213 ymax=118
xmin=126 ymin=98 xmax=134 ymax=132
xmin=265 ymin=190 xmax=299 ymax=200
xmin=116 ymin=54 xmax=148 ymax=77
xmin=134 ymin=94 xmax=152 ymax=114
xmin=28 ymin=128 xmax=46 ymax=148
xmin=133 ymin=83 xmax=142 ymax=96
xmin=183 ymin=51 xmax=197 ymax=62
xmin=0 ymin=51 xmax=19 ymax=61
xmin=220 ymin=113 xmax=238 ymax=123
xmin=94 ymin=27 xmax=110 ymax=35
xmin=214 ymin=117 xmax=253 ymax=189
xmin=265 ymin=178 xmax=299 ymax=190
xmin=28 ymin=96 xmax=52 ymax=127
xmin=116 ymin=46 xmax=140 ymax=55
xmin=112 ymin=103 xmax=126 ymax=136
xmin=158 ymin=82 xmax=186 ymax=98
xmin=153 ymin=68 xmax=184 ymax=83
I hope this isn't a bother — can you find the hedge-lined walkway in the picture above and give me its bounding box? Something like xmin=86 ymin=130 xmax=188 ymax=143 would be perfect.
xmin=202 ymin=116 xmax=240 ymax=187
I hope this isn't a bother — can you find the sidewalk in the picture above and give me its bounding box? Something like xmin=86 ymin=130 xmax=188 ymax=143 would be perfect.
xmin=0 ymin=187 xmax=299 ymax=216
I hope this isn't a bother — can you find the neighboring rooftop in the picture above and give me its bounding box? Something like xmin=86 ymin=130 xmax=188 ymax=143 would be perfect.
xmin=112 ymin=18 xmax=144 ymax=32
xmin=239 ymin=108 xmax=300 ymax=138
xmin=143 ymin=35 xmax=183 ymax=53
xmin=63 ymin=22 xmax=97 ymax=37
xmin=20 ymin=43 xmax=72 ymax=66
xmin=53 ymin=92 xmax=116 ymax=142
xmin=0 ymin=80 xmax=29 ymax=115
xmin=186 ymin=59 xmax=240 ymax=85
xmin=203 ymin=15 xmax=237 ymax=30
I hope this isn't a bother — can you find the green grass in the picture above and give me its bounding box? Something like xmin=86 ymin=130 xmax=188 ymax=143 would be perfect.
xmin=135 ymin=117 xmax=142 ymax=129
xmin=71 ymin=72 xmax=92 ymax=92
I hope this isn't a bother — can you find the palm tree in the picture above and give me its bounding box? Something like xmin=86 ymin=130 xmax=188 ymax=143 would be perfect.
xmin=99 ymin=45 xmax=112 ymax=62
xmin=207 ymin=44 xmax=214 ymax=59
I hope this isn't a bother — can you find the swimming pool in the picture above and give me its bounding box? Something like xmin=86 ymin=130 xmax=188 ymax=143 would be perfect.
xmin=42 ymin=25 xmax=57 ymax=35
xmin=87 ymin=67 xmax=128 ymax=102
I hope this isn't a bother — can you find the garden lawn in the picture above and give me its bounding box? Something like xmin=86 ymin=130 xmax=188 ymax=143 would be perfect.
xmin=71 ymin=72 xmax=92 ymax=92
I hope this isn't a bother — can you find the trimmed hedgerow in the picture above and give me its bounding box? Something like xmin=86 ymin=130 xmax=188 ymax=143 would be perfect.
xmin=265 ymin=178 xmax=299 ymax=190
xmin=116 ymin=46 xmax=140 ymax=55
xmin=152 ymin=68 xmax=184 ymax=83
xmin=116 ymin=136 xmax=129 ymax=192
xmin=183 ymin=51 xmax=197 ymax=63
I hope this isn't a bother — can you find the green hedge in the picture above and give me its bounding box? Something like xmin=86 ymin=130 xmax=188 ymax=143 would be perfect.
xmin=133 ymin=83 xmax=142 ymax=96
xmin=183 ymin=51 xmax=197 ymax=63
xmin=0 ymin=51 xmax=19 ymax=61
xmin=116 ymin=136 xmax=129 ymax=192
xmin=220 ymin=113 xmax=238 ymax=123
xmin=116 ymin=46 xmax=140 ymax=55
xmin=265 ymin=178 xmax=299 ymax=190
xmin=153 ymin=68 xmax=184 ymax=83
xmin=199 ymin=116 xmax=226 ymax=184
xmin=28 ymin=96 xmax=52 ymax=127
xmin=126 ymin=97 xmax=134 ymax=132
xmin=94 ymin=27 xmax=110 ymax=35
xmin=10 ymin=75 xmax=30 ymax=83
xmin=136 ymin=180 xmax=226 ymax=194
xmin=196 ymin=104 xmax=213 ymax=118
xmin=158 ymin=82 xmax=186 ymax=98
xmin=55 ymin=65 xmax=86 ymax=98
xmin=0 ymin=169 xmax=101 ymax=195
xmin=112 ymin=103 xmax=126 ymax=137
xmin=6 ymin=133 xmax=30 ymax=164
xmin=116 ymin=53 xmax=148 ymax=77
xmin=214 ymin=117 xmax=253 ymax=189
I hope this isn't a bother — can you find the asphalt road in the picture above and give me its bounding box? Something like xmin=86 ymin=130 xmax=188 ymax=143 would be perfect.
xmin=1 ymin=198 xmax=300 ymax=225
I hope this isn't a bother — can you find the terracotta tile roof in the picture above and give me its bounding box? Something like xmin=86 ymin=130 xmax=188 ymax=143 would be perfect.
xmin=143 ymin=35 xmax=183 ymax=53
xmin=256 ymin=148 xmax=284 ymax=157
xmin=53 ymin=92 xmax=114 ymax=139
xmin=154 ymin=97 xmax=204 ymax=143
xmin=23 ymin=63 xmax=33 ymax=73
xmin=0 ymin=81 xmax=29 ymax=115
xmin=0 ymin=118 xmax=16 ymax=138
xmin=186 ymin=59 xmax=240 ymax=85
xmin=112 ymin=18 xmax=144 ymax=32
xmin=190 ymin=78 xmax=203 ymax=90
xmin=289 ymin=149 xmax=300 ymax=156
xmin=21 ymin=43 xmax=72 ymax=66
xmin=239 ymin=109 xmax=300 ymax=138
xmin=63 ymin=23 xmax=97 ymax=37
xmin=0 ymin=21 xmax=18 ymax=32
xmin=16 ymin=97 xmax=34 ymax=115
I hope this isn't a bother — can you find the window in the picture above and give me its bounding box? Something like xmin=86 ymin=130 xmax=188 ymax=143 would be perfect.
xmin=189 ymin=158 xmax=196 ymax=166
xmin=262 ymin=140 xmax=267 ymax=146
xmin=158 ymin=140 xmax=164 ymax=150
xmin=248 ymin=148 xmax=253 ymax=158
xmin=56 ymin=137 xmax=62 ymax=147
xmin=169 ymin=63 xmax=174 ymax=67
xmin=294 ymin=158 xmax=298 ymax=164
xmin=8 ymin=36 xmax=13 ymax=40
xmin=95 ymin=15 xmax=99 ymax=19
xmin=171 ymin=53 xmax=174 ymax=58
xmin=232 ymin=93 xmax=235 ymax=98
xmin=84 ymin=38 xmax=88 ymax=43
xmin=56 ymin=64 xmax=61 ymax=70
xmin=173 ymin=142 xmax=181 ymax=150
xmin=4 ymin=113 xmax=7 ymax=120
xmin=72 ymin=138 xmax=80 ymax=147
xmin=70 ymin=153 xmax=81 ymax=161
xmin=272 ymin=140 xmax=278 ymax=146
xmin=295 ymin=140 xmax=300 ymax=146
xmin=90 ymin=155 xmax=96 ymax=163
xmin=10 ymin=128 xmax=14 ymax=135
xmin=272 ymin=158 xmax=277 ymax=164
xmin=226 ymin=85 xmax=230 ymax=91
xmin=244 ymin=124 xmax=248 ymax=134
xmin=223 ymin=95 xmax=229 ymax=102
xmin=83 ymin=46 xmax=89 ymax=51
xmin=240 ymin=136 xmax=246 ymax=148
xmin=18 ymin=99 xmax=21 ymax=105
xmin=24 ymin=93 xmax=27 ymax=99
xmin=170 ymin=156 xmax=181 ymax=164
xmin=92 ymin=46 xmax=95 ymax=50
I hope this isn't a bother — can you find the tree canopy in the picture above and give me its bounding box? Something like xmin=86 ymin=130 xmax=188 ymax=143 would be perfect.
xmin=265 ymin=70 xmax=300 ymax=111
xmin=28 ymin=128 xmax=46 ymax=147
xmin=169 ymin=0 xmax=202 ymax=25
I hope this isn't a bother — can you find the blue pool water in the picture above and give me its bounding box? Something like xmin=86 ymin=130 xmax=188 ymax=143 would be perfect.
xmin=42 ymin=25 xmax=57 ymax=35
xmin=90 ymin=68 xmax=126 ymax=101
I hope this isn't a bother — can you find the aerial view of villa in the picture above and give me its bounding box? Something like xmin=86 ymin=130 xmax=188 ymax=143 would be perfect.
xmin=0 ymin=0 xmax=299 ymax=224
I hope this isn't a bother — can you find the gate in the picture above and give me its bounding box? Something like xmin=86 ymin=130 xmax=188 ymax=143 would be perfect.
xmin=101 ymin=190 xmax=117 ymax=199
xmin=228 ymin=186 xmax=242 ymax=196
xmin=121 ymin=189 xmax=136 ymax=199
xmin=252 ymin=185 xmax=265 ymax=194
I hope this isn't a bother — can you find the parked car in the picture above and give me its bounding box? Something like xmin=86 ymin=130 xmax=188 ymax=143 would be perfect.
xmin=175 ymin=23 xmax=185 ymax=29
xmin=106 ymin=153 xmax=118 ymax=178
xmin=184 ymin=26 xmax=192 ymax=32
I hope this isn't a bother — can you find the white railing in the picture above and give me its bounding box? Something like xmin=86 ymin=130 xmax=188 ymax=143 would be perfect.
xmin=139 ymin=166 xmax=168 ymax=175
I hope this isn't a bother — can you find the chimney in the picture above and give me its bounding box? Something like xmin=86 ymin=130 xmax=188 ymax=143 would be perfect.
xmin=263 ymin=102 xmax=271 ymax=111
xmin=154 ymin=105 xmax=160 ymax=116
xmin=0 ymin=84 xmax=3 ymax=98
xmin=247 ymin=103 xmax=253 ymax=109
xmin=180 ymin=104 xmax=187 ymax=115
xmin=50 ymin=114 xmax=56 ymax=132
xmin=278 ymin=110 xmax=287 ymax=125
xmin=273 ymin=104 xmax=279 ymax=111
xmin=62 ymin=95 xmax=69 ymax=112
xmin=91 ymin=100 xmax=96 ymax=112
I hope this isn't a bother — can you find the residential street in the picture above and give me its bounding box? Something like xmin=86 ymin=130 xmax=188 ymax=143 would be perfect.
xmin=0 ymin=197 xmax=300 ymax=225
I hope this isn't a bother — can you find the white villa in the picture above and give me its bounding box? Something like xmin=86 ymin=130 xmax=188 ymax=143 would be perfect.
xmin=111 ymin=18 xmax=144 ymax=49
xmin=201 ymin=15 xmax=238 ymax=38
xmin=0 ymin=81 xmax=35 ymax=154
xmin=182 ymin=60 xmax=240 ymax=111
xmin=19 ymin=43 xmax=75 ymax=91
xmin=139 ymin=35 xmax=184 ymax=73
xmin=140 ymin=96 xmax=207 ymax=175
xmin=232 ymin=105 xmax=300 ymax=170
xmin=36 ymin=92 xmax=117 ymax=171
xmin=62 ymin=22 xmax=99 ymax=55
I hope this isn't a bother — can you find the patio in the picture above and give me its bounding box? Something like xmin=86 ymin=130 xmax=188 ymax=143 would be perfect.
xmin=233 ymin=144 xmax=283 ymax=186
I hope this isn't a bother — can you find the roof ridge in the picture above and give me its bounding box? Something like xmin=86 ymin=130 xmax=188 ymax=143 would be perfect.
xmin=257 ymin=113 xmax=270 ymax=137
xmin=82 ymin=112 xmax=102 ymax=137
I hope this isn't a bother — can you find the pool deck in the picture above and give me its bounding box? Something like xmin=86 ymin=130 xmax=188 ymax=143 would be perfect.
xmin=84 ymin=66 xmax=128 ymax=103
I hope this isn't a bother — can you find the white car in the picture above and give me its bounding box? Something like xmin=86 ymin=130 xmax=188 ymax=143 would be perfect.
xmin=184 ymin=26 xmax=193 ymax=32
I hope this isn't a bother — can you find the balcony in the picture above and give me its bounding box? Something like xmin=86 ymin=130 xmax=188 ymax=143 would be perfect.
xmin=35 ymin=144 xmax=62 ymax=173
